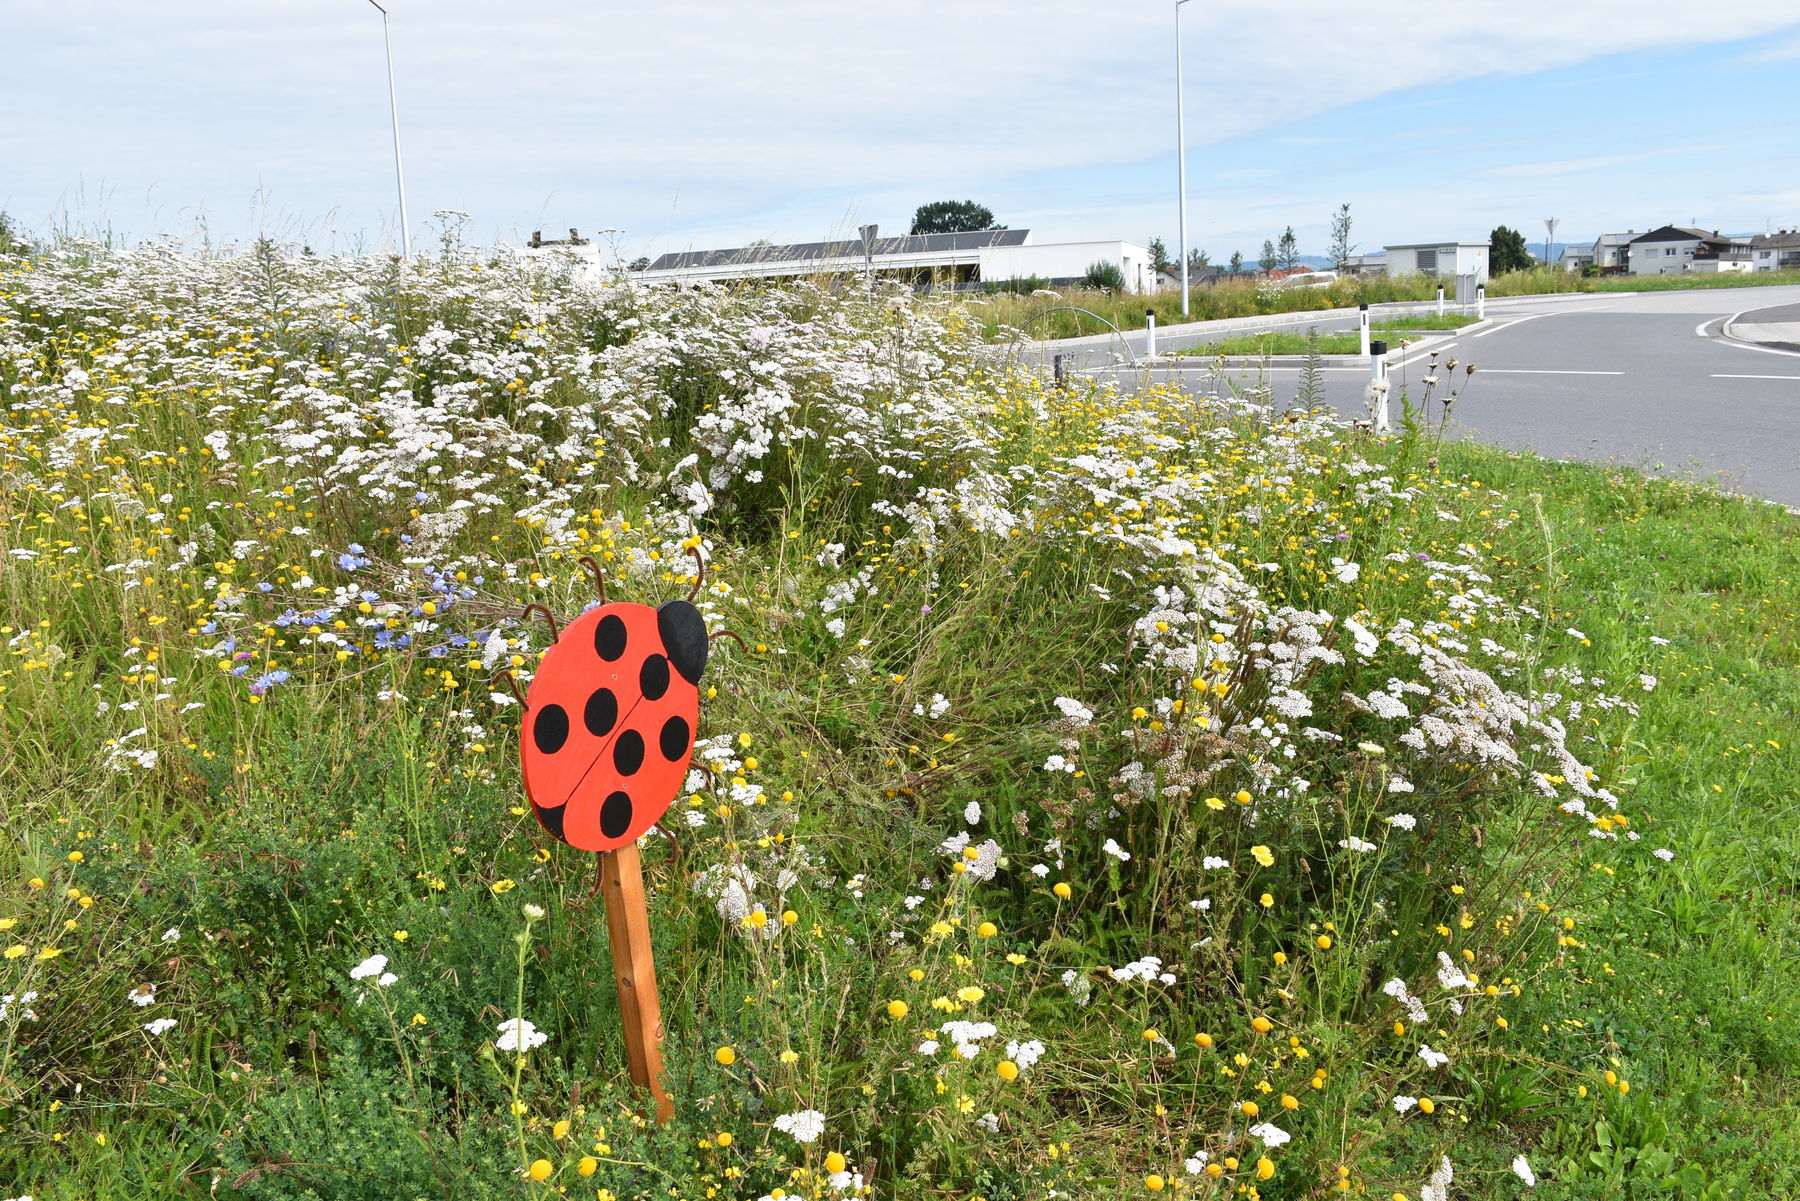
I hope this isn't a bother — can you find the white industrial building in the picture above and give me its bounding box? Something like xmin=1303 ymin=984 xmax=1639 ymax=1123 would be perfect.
xmin=1382 ymin=241 xmax=1490 ymax=283
xmin=634 ymin=229 xmax=1156 ymax=293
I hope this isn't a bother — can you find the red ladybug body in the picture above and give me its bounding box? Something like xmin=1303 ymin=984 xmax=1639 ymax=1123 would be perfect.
xmin=520 ymin=599 xmax=708 ymax=852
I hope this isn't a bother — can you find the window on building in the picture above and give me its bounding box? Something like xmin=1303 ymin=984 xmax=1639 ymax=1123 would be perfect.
xmin=1665 ymin=247 xmax=1677 ymax=256
xmin=1417 ymin=249 xmax=1438 ymax=272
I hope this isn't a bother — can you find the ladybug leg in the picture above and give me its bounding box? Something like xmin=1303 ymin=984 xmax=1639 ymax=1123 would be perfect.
xmin=576 ymin=554 xmax=607 ymax=604
xmin=655 ymin=823 xmax=686 ymax=873
xmin=520 ymin=602 xmax=561 ymax=641
xmin=708 ymin=629 xmax=748 ymax=653
xmin=492 ymin=671 xmax=526 ymax=707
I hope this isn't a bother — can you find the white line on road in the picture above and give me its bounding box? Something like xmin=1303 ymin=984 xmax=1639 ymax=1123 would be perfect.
xmin=1391 ymin=342 xmax=1456 ymax=372
xmin=1695 ymin=317 xmax=1721 ymax=337
xmin=1477 ymin=369 xmax=1624 ymax=375
xmin=1710 ymin=373 xmax=1800 ymax=380
xmin=1717 ymin=335 xmax=1800 ymax=361
xmin=1473 ymin=312 xmax=1557 ymax=338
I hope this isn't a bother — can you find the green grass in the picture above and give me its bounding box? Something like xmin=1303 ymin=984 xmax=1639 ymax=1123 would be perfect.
xmin=4 ymin=241 xmax=1800 ymax=1200
xmin=968 ymin=267 xmax=1800 ymax=341
xmin=1417 ymin=445 xmax=1800 ymax=1196
xmin=1589 ymin=269 xmax=1800 ymax=292
xmin=1372 ymin=313 xmax=1482 ymax=331
xmin=1172 ymin=330 xmax=1362 ymax=356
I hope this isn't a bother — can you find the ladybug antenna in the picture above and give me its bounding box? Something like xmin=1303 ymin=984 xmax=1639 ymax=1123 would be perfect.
xmin=520 ymin=603 xmax=561 ymax=642
xmin=492 ymin=670 xmax=527 ymax=707
xmin=709 ymin=628 xmax=748 ymax=653
xmin=576 ymin=555 xmax=607 ymax=604
xmin=686 ymin=545 xmax=705 ymax=602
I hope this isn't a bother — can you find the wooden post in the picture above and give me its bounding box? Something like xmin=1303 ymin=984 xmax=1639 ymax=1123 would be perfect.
xmin=599 ymin=842 xmax=673 ymax=1123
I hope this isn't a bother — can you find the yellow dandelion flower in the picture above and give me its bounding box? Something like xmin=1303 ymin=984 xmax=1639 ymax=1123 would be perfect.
xmin=715 ymin=1046 xmax=737 ymax=1066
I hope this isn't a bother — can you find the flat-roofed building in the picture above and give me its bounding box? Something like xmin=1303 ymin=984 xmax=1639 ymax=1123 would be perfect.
xmin=1382 ymin=241 xmax=1490 ymax=283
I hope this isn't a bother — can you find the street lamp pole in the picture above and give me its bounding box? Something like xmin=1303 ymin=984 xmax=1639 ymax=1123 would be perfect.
xmin=1175 ymin=0 xmax=1192 ymax=317
xmin=368 ymin=0 xmax=411 ymax=257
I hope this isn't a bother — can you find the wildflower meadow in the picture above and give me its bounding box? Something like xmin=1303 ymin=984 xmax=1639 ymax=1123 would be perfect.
xmin=1 ymin=229 xmax=1797 ymax=1200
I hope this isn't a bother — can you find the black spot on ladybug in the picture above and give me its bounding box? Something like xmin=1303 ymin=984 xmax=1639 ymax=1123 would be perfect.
xmin=595 ymin=614 xmax=627 ymax=661
xmin=600 ymin=790 xmax=633 ymax=838
xmin=659 ymin=715 xmax=691 ymax=762
xmin=657 ymin=600 xmax=709 ymax=684
xmin=536 ymin=802 xmax=567 ymax=841
xmin=583 ymin=687 xmax=617 ymax=737
xmin=614 ymin=728 xmax=646 ymax=776
xmin=533 ymin=704 xmax=569 ymax=754
xmin=639 ymin=654 xmax=670 ymax=701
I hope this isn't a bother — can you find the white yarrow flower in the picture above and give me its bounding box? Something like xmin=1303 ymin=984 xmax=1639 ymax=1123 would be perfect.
xmin=1511 ymin=1155 xmax=1537 ymax=1187
xmin=143 ymin=1017 xmax=178 ymax=1035
xmin=349 ymin=954 xmax=388 ymax=980
xmin=773 ymin=1108 xmax=826 ymax=1144
xmin=495 ymin=1017 xmax=548 ymax=1053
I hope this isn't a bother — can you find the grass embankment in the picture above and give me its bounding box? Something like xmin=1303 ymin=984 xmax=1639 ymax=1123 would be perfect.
xmin=1174 ymin=331 xmax=1363 ymax=357
xmin=1 ymin=242 xmax=1797 ymax=1200
xmin=1170 ymin=314 xmax=1477 ymax=357
xmin=972 ymin=268 xmax=1800 ymax=342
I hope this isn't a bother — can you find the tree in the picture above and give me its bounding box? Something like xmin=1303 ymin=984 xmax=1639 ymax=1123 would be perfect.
xmin=1328 ymin=204 xmax=1355 ymax=273
xmin=1083 ymin=260 xmax=1126 ymax=291
xmin=1187 ymin=247 xmax=1210 ymax=270
xmin=1277 ymin=225 xmax=1299 ymax=271
xmin=910 ymin=200 xmax=1003 ymax=235
xmin=1259 ymin=240 xmax=1278 ymax=272
xmin=1489 ymin=225 xmax=1533 ymax=274
xmin=1228 ymin=250 xmax=1244 ymax=276
xmin=1148 ymin=236 xmax=1171 ymax=272
xmin=628 ymin=256 xmax=651 ymax=272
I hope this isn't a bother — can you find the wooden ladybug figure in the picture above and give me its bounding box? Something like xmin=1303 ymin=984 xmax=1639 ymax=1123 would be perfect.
xmin=514 ymin=554 xmax=711 ymax=853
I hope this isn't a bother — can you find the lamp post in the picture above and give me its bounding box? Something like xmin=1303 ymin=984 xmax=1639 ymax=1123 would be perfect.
xmin=368 ymin=0 xmax=411 ymax=257
xmin=1544 ymin=217 xmax=1558 ymax=272
xmin=858 ymin=224 xmax=878 ymax=294
xmin=1175 ymin=0 xmax=1192 ymax=318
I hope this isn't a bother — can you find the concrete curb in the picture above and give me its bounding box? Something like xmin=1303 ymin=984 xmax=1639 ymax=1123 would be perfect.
xmin=1721 ymin=320 xmax=1800 ymax=355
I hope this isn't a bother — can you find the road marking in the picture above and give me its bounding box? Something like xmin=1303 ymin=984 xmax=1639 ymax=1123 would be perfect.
xmin=1716 ymin=336 xmax=1800 ymax=360
xmin=1474 ymin=312 xmax=1574 ymax=338
xmin=1392 ymin=342 xmax=1456 ymax=372
xmin=1477 ymin=369 xmax=1624 ymax=375
xmin=1695 ymin=317 xmax=1721 ymax=337
xmin=1710 ymin=373 xmax=1800 ymax=380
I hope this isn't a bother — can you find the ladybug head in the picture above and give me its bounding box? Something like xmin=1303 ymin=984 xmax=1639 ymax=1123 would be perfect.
xmin=655 ymin=599 xmax=708 ymax=684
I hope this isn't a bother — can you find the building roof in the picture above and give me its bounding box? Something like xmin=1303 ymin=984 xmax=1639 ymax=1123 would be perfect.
xmin=1750 ymin=230 xmax=1800 ymax=249
xmin=647 ymin=228 xmax=1027 ymax=272
xmin=1383 ymin=241 xmax=1488 ymax=250
xmin=1629 ymin=225 xmax=1747 ymax=245
xmin=1593 ymin=231 xmax=1640 ymax=248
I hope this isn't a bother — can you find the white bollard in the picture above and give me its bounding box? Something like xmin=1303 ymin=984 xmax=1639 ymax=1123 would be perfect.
xmin=1359 ymin=302 xmax=1370 ymax=357
xmin=1369 ymin=339 xmax=1390 ymax=433
xmin=1145 ymin=309 xmax=1157 ymax=358
xmin=1476 ymin=284 xmax=1486 ymax=319
xmin=1436 ymin=285 xmax=1445 ymax=317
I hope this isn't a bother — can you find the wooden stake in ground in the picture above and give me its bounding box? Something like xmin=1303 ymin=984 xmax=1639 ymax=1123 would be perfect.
xmin=599 ymin=842 xmax=673 ymax=1124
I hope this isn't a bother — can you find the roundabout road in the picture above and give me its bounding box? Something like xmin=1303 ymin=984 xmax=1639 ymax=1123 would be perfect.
xmin=1035 ymin=286 xmax=1800 ymax=508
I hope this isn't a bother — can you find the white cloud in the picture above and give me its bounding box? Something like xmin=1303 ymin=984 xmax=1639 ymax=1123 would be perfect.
xmin=2 ymin=1 xmax=1796 ymax=254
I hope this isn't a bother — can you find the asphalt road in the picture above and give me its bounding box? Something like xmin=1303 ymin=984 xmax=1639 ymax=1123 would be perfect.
xmin=1025 ymin=286 xmax=1800 ymax=508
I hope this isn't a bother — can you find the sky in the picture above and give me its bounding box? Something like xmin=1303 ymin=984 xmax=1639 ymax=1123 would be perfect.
xmin=6 ymin=1 xmax=1799 ymax=265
